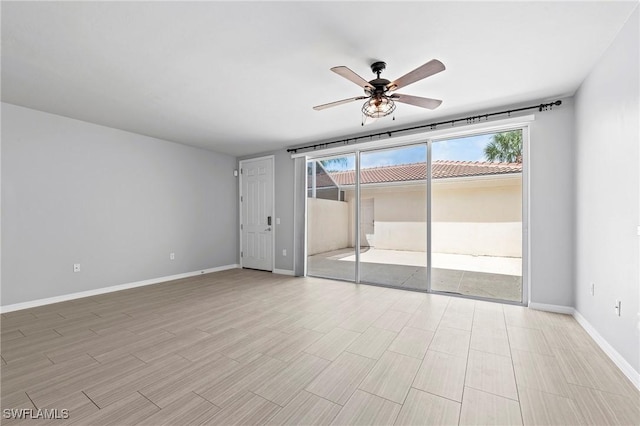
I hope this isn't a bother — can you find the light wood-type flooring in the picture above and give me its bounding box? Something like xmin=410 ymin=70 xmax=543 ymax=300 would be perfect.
xmin=1 ymin=269 xmax=638 ymax=425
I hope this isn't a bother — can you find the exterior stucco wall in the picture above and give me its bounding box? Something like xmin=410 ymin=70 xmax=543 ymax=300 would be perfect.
xmin=338 ymin=174 xmax=522 ymax=257
xmin=307 ymin=198 xmax=349 ymax=255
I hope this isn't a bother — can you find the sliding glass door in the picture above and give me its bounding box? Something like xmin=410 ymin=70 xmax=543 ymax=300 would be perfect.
xmin=306 ymin=155 xmax=356 ymax=282
xmin=358 ymin=145 xmax=428 ymax=290
xmin=304 ymin=128 xmax=525 ymax=304
xmin=430 ymin=130 xmax=523 ymax=302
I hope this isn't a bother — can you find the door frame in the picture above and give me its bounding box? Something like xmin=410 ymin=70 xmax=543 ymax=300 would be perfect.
xmin=297 ymin=115 xmax=532 ymax=306
xmin=238 ymin=155 xmax=276 ymax=272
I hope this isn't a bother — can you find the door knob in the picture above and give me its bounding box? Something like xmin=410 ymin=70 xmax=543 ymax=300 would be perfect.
xmin=264 ymin=227 xmax=272 ymax=231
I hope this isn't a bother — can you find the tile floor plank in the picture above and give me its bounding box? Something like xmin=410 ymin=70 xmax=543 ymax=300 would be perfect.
xmin=439 ymin=310 xmax=474 ymax=332
xmin=465 ymin=349 xmax=518 ymax=400
xmin=253 ymin=353 xmax=330 ymax=406
xmin=67 ymin=392 xmax=159 ymax=426
xmin=394 ymin=388 xmax=460 ymax=426
xmin=27 ymin=355 xmax=147 ymax=408
xmin=387 ymin=326 xmax=434 ymax=360
xmin=459 ymin=387 xmax=522 ymax=426
xmin=507 ymin=326 xmax=553 ymax=356
xmin=139 ymin=353 xmax=241 ymax=408
xmin=306 ymin=352 xmax=376 ymax=405
xmin=405 ymin=310 xmax=442 ymax=332
xmin=470 ymin=326 xmax=510 ymax=357
xmin=511 ymin=349 xmax=571 ymax=397
xmin=330 ymin=389 xmax=401 ymax=426
xmin=358 ymin=351 xmax=422 ymax=404
xmin=412 ymin=350 xmax=467 ymax=402
xmin=137 ymin=392 xmax=219 ymax=426
xmin=265 ymin=390 xmax=341 ymax=426
xmin=264 ymin=328 xmax=326 ymax=362
xmin=568 ymin=383 xmax=640 ymax=426
xmin=428 ymin=326 xmax=471 ymax=357
xmin=201 ymin=391 xmax=281 ymax=426
xmin=338 ymin=309 xmax=385 ymax=333
xmin=304 ymin=327 xmax=361 ymax=361
xmin=84 ymin=354 xmax=191 ymax=408
xmin=519 ymin=387 xmax=586 ymax=426
xmin=552 ymin=347 xmax=638 ymax=397
xmin=346 ymin=327 xmax=397 ymax=360
xmin=372 ymin=310 xmax=412 ymax=333
xmin=196 ymin=355 xmax=286 ymax=408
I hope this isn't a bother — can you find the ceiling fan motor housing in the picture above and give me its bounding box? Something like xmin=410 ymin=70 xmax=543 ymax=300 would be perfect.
xmin=366 ymin=61 xmax=393 ymax=96
xmin=371 ymin=61 xmax=386 ymax=73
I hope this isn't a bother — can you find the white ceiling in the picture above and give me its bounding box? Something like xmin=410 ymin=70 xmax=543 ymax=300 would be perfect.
xmin=2 ymin=1 xmax=637 ymax=157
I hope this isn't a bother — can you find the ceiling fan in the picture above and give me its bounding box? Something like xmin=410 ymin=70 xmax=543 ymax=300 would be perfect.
xmin=313 ymin=59 xmax=445 ymax=121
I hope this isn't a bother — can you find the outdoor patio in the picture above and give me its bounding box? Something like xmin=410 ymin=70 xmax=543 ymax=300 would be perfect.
xmin=308 ymin=248 xmax=523 ymax=302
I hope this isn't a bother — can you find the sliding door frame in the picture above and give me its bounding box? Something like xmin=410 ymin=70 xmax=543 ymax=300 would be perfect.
xmin=355 ymin=151 xmax=361 ymax=283
xmin=297 ymin=116 xmax=532 ymax=306
xmin=426 ymin=141 xmax=433 ymax=294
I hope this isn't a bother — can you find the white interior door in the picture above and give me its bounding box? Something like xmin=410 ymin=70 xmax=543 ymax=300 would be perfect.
xmin=240 ymin=157 xmax=274 ymax=271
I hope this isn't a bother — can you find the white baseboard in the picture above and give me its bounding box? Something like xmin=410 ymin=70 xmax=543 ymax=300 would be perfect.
xmin=273 ymin=268 xmax=295 ymax=276
xmin=528 ymin=302 xmax=575 ymax=315
xmin=573 ymin=310 xmax=640 ymax=390
xmin=0 ymin=264 xmax=240 ymax=313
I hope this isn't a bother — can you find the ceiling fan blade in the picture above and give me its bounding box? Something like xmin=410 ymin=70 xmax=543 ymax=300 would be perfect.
xmin=387 ymin=59 xmax=445 ymax=91
xmin=331 ymin=66 xmax=374 ymax=90
xmin=313 ymin=96 xmax=368 ymax=111
xmin=391 ymin=93 xmax=442 ymax=110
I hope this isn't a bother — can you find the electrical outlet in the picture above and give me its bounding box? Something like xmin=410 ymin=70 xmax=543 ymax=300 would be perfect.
xmin=73 ymin=264 xmax=81 ymax=272
xmin=615 ymin=300 xmax=621 ymax=316
xmin=282 ymin=249 xmax=287 ymax=256
xmin=590 ymin=283 xmax=595 ymax=296
xmin=170 ymin=252 xmax=175 ymax=260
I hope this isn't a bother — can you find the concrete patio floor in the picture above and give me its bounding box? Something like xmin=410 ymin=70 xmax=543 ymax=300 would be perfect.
xmin=308 ymin=248 xmax=523 ymax=302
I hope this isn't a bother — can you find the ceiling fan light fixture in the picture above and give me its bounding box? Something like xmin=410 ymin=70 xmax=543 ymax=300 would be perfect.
xmin=362 ymin=96 xmax=396 ymax=118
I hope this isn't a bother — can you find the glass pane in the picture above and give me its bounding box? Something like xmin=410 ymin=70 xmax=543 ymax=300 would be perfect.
xmin=306 ymin=155 xmax=356 ymax=282
xmin=431 ymin=130 xmax=523 ymax=302
xmin=358 ymin=144 xmax=428 ymax=290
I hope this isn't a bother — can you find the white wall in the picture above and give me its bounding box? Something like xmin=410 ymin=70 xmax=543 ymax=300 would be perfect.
xmin=307 ymin=198 xmax=349 ymax=255
xmin=528 ymin=98 xmax=575 ymax=307
xmin=1 ymin=103 xmax=238 ymax=307
xmin=574 ymin=8 xmax=639 ymax=375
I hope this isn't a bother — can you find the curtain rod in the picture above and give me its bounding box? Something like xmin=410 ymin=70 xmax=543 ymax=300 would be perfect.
xmin=287 ymin=100 xmax=562 ymax=153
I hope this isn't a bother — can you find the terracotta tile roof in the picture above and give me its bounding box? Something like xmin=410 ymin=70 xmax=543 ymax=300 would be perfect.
xmin=308 ymin=169 xmax=338 ymax=189
xmin=317 ymin=161 xmax=521 ymax=187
